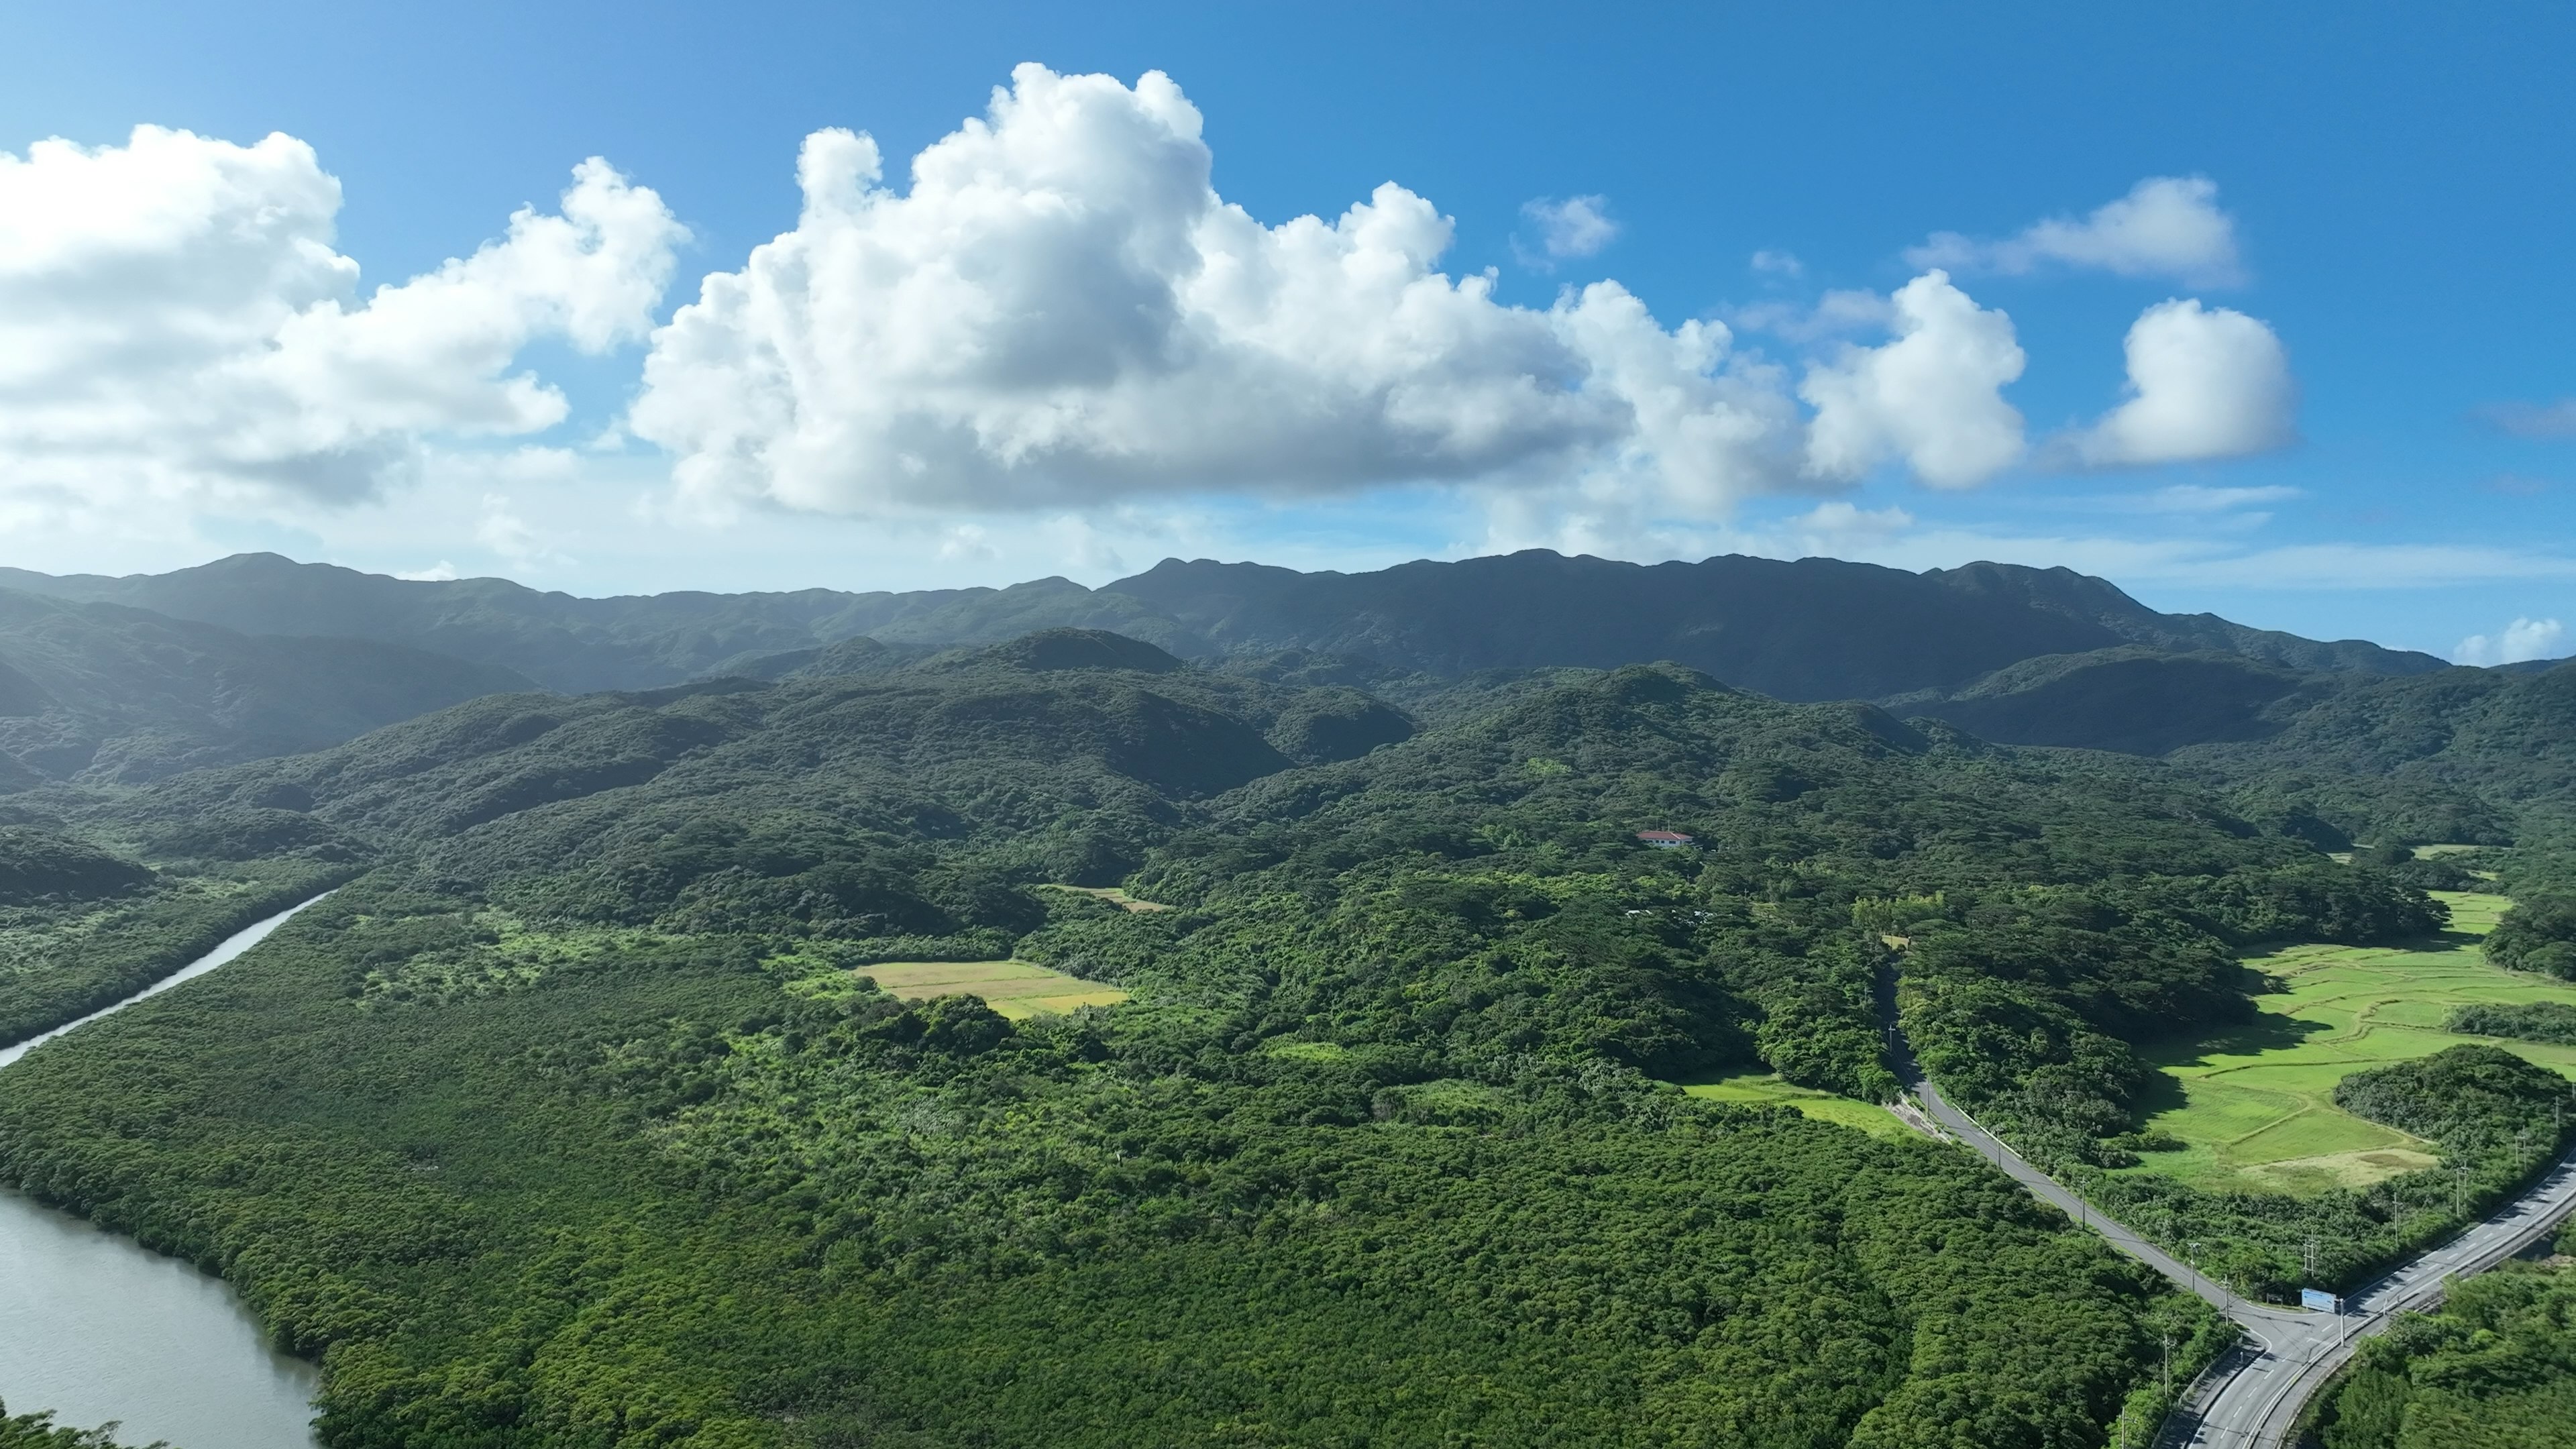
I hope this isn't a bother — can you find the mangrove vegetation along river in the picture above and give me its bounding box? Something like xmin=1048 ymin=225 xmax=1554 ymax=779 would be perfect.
xmin=0 ymin=896 xmax=331 ymax=1449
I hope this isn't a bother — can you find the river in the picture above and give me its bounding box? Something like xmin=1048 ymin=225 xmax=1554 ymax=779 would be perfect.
xmin=0 ymin=896 xmax=330 ymax=1448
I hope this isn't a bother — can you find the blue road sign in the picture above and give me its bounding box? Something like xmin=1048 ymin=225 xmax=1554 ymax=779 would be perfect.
xmin=2302 ymin=1288 xmax=2339 ymax=1313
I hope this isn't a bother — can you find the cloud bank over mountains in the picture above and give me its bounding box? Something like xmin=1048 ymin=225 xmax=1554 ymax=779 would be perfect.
xmin=633 ymin=67 xmax=1812 ymax=518
xmin=629 ymin=67 xmax=2295 ymax=520
xmin=2454 ymin=616 xmax=2566 ymax=667
xmin=0 ymin=125 xmax=682 ymax=520
xmin=1 ymin=66 xmax=2301 ymax=551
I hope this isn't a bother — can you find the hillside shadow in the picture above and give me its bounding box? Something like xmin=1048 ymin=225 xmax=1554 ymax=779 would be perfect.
xmin=2139 ymin=1010 xmax=2332 ymax=1071
xmin=2421 ymin=926 xmax=2488 ymax=955
xmin=2129 ymin=1067 xmax=2192 ymax=1121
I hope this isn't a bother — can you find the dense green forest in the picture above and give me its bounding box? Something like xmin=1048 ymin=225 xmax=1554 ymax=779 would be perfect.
xmin=0 ymin=627 xmax=2563 ymax=1446
xmin=0 ymin=643 xmax=2324 ymax=1448
xmin=2450 ymin=1000 xmax=2576 ymax=1045
xmin=2485 ymin=894 xmax=2576 ymax=978
xmin=2180 ymin=659 xmax=2576 ymax=848
xmin=2301 ymin=1255 xmax=2576 ymax=1449
xmin=0 ymin=818 xmax=357 ymax=1043
xmin=0 ymin=1402 xmax=156 ymax=1449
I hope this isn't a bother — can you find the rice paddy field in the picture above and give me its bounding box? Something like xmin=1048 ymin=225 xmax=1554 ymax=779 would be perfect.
xmin=2114 ymin=892 xmax=2576 ymax=1197
xmin=1680 ymin=1071 xmax=1917 ymax=1141
xmin=859 ymin=959 xmax=1131 ymax=1019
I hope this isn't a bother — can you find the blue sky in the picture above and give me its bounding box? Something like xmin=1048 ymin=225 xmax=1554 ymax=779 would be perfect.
xmin=3 ymin=1 xmax=2571 ymax=661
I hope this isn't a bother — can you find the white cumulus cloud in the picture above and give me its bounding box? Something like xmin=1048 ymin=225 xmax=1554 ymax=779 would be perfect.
xmin=0 ymin=125 xmax=682 ymax=517
xmin=1800 ymin=271 xmax=2027 ymax=488
xmin=629 ymin=66 xmax=1839 ymax=521
xmin=2455 ymin=617 xmax=2566 ymax=666
xmin=1908 ymin=175 xmax=2245 ymax=287
xmin=1520 ymin=195 xmax=1619 ymax=262
xmin=2070 ymin=299 xmax=2296 ymax=467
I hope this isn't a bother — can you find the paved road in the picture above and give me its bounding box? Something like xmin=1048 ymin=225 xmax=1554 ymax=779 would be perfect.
xmin=1895 ymin=1065 xmax=2576 ymax=1448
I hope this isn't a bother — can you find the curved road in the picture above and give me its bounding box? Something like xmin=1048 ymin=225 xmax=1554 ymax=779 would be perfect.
xmin=1894 ymin=1061 xmax=2576 ymax=1448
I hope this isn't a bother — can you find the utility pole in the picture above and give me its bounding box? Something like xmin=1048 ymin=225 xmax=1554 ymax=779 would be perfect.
xmin=2161 ymin=1331 xmax=2173 ymax=1396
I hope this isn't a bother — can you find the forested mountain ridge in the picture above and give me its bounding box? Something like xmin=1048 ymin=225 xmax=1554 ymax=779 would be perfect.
xmin=1099 ymin=552 xmax=2443 ymax=689
xmin=0 ymin=587 xmax=535 ymax=788
xmin=3 ymin=547 xmax=2443 ymax=700
xmin=11 ymin=636 xmax=2447 ymax=1445
xmin=2179 ymin=659 xmax=2576 ymax=846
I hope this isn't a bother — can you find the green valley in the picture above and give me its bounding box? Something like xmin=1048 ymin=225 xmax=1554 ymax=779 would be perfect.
xmin=1 ymin=643 xmax=2326 ymax=1447
xmin=2116 ymin=893 xmax=2576 ymax=1197
xmin=0 ymin=600 xmax=2567 ymax=1448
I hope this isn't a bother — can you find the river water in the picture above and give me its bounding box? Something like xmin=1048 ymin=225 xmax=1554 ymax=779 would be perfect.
xmin=0 ymin=898 xmax=329 ymax=1448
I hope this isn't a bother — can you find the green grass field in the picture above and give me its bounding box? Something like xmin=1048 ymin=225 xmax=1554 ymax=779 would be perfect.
xmin=2114 ymin=893 xmax=2576 ymax=1196
xmin=1680 ymin=1071 xmax=1918 ymax=1141
xmin=858 ymin=959 xmax=1132 ymax=1020
xmin=1037 ymin=885 xmax=1172 ymax=912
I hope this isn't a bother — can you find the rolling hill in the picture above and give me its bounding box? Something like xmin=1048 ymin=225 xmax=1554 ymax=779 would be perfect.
xmin=0 ymin=588 xmax=535 ymax=787
xmin=19 ymin=631 xmax=2395 ymax=1446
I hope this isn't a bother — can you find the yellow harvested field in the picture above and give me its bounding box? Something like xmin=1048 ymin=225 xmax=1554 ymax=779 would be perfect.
xmin=859 ymin=959 xmax=1130 ymax=1020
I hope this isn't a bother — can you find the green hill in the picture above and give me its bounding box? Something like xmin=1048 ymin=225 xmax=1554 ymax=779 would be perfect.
xmin=14 ymin=640 xmax=2461 ymax=1445
xmin=0 ymin=588 xmax=534 ymax=788
xmin=2303 ymin=1260 xmax=2576 ymax=1448
xmin=2178 ymin=659 xmax=2576 ymax=845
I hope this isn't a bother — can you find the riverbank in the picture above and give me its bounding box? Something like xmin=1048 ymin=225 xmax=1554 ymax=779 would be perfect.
xmin=0 ymin=894 xmax=332 ymax=1448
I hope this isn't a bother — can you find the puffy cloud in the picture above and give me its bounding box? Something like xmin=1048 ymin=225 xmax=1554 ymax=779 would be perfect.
xmin=2071 ymin=299 xmax=2296 ymax=466
xmin=1908 ymin=176 xmax=2244 ymax=287
xmin=2483 ymin=399 xmax=2576 ymax=439
xmin=0 ymin=125 xmax=682 ymax=516
xmin=1800 ymin=271 xmax=2027 ymax=488
xmin=1520 ymin=195 xmax=1619 ymax=262
xmin=2455 ymin=617 xmax=2566 ymax=667
xmin=631 ymin=66 xmax=1821 ymax=519
xmin=1749 ymin=249 xmax=1803 ymax=277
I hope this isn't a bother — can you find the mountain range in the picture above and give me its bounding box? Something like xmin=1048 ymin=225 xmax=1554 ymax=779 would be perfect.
xmin=6 ymin=549 xmax=2562 ymax=841
xmin=1 ymin=549 xmax=2569 ymax=1447
xmin=0 ymin=587 xmax=532 ymax=788
xmin=4 ymin=548 xmax=2442 ymax=698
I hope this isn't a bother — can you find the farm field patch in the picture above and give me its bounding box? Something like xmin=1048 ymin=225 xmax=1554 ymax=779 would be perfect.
xmin=1680 ymin=1071 xmax=1917 ymax=1141
xmin=1038 ymin=884 xmax=1172 ymax=912
xmin=859 ymin=959 xmax=1130 ymax=1019
xmin=2115 ymin=892 xmax=2576 ymax=1197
